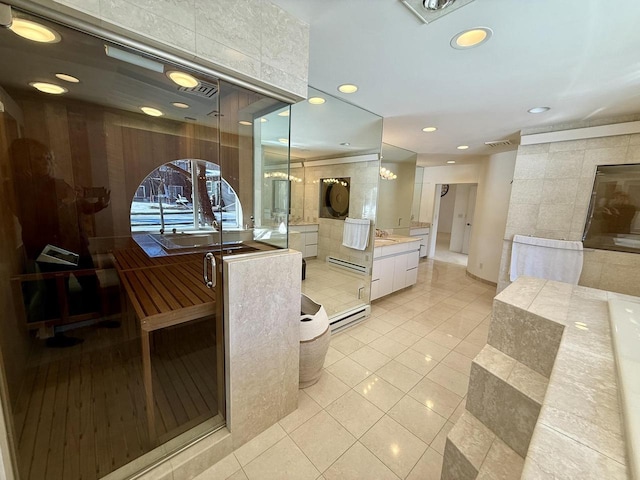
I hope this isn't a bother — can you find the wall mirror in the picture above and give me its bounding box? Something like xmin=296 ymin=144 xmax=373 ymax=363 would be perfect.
xmin=282 ymin=87 xmax=383 ymax=320
xmin=376 ymin=143 xmax=418 ymax=235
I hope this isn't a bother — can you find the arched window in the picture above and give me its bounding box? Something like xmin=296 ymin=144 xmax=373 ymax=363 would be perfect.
xmin=130 ymin=159 xmax=242 ymax=232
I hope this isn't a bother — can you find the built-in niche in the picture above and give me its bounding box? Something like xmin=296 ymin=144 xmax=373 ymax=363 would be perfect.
xmin=319 ymin=177 xmax=350 ymax=219
xmin=583 ymin=163 xmax=640 ymax=252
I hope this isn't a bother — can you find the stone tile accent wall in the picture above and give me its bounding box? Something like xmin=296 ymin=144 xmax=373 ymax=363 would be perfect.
xmin=45 ymin=0 xmax=309 ymax=97
xmin=498 ymin=128 xmax=640 ymax=294
xmin=303 ymin=161 xmax=380 ymax=265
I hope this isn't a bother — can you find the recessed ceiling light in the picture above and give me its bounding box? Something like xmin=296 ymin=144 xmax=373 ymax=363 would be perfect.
xmin=260 ymin=118 xmax=268 ymax=123
xmin=10 ymin=18 xmax=61 ymax=43
xmin=166 ymin=70 xmax=200 ymax=88
xmin=140 ymin=106 xmax=163 ymax=117
xmin=308 ymin=96 xmax=326 ymax=105
xmin=451 ymin=27 xmax=492 ymax=49
xmin=422 ymin=126 xmax=437 ymax=132
xmin=55 ymin=73 xmax=79 ymax=83
xmin=239 ymin=120 xmax=252 ymax=126
xmin=447 ymin=160 xmax=456 ymax=164
xmin=528 ymin=106 xmax=550 ymax=114
xmin=457 ymin=145 xmax=469 ymax=150
xmin=340 ymin=142 xmax=350 ymax=146
xmin=338 ymin=84 xmax=358 ymax=94
xmin=171 ymin=102 xmax=189 ymax=109
xmin=278 ymin=138 xmax=289 ymax=144
xmin=29 ymin=82 xmax=67 ymax=95
xmin=278 ymin=110 xmax=290 ymax=117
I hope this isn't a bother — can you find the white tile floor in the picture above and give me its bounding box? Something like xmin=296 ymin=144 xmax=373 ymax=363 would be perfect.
xmin=432 ymin=232 xmax=469 ymax=266
xmin=195 ymin=258 xmax=495 ymax=480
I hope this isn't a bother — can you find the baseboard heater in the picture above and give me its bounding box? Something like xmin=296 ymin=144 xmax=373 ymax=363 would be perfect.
xmin=329 ymin=304 xmax=371 ymax=332
xmin=326 ymin=256 xmax=369 ymax=274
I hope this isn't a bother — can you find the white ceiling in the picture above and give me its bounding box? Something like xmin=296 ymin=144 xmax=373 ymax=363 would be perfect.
xmin=269 ymin=0 xmax=640 ymax=166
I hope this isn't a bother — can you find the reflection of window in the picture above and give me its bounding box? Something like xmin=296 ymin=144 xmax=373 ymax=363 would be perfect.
xmin=130 ymin=159 xmax=242 ymax=232
xmin=584 ymin=164 xmax=640 ymax=253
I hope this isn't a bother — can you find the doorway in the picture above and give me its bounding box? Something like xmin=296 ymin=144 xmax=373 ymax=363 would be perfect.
xmin=428 ymin=183 xmax=478 ymax=266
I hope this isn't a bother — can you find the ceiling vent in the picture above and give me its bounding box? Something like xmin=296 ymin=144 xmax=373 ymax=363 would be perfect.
xmin=484 ymin=140 xmax=512 ymax=148
xmin=178 ymin=80 xmax=218 ymax=98
xmin=400 ymin=0 xmax=475 ymax=24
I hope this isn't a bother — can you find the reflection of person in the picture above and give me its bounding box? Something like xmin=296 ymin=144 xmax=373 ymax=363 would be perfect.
xmin=602 ymin=191 xmax=636 ymax=234
xmin=9 ymin=138 xmax=110 ymax=344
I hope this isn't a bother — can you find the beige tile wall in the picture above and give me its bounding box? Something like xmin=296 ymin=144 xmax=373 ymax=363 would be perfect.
xmin=498 ymin=129 xmax=640 ymax=295
xmin=42 ymin=0 xmax=309 ymax=97
xmin=303 ymin=161 xmax=379 ymax=265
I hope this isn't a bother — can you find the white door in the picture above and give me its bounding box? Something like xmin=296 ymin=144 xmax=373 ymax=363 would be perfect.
xmin=462 ymin=185 xmax=477 ymax=254
xmin=450 ymin=184 xmax=470 ymax=253
xmin=427 ymin=185 xmax=442 ymax=258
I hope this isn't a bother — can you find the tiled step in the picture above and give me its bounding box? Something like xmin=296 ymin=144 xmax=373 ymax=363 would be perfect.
xmin=442 ymin=410 xmax=525 ymax=480
xmin=442 ymin=411 xmax=495 ymax=480
xmin=487 ymin=287 xmax=565 ymax=379
xmin=466 ymin=344 xmax=548 ymax=457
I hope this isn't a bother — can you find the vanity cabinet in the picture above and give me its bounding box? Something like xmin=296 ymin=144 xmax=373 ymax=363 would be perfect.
xmin=371 ymin=238 xmax=420 ymax=301
xmin=290 ymin=224 xmax=318 ymax=258
xmin=409 ymin=227 xmax=430 ymax=258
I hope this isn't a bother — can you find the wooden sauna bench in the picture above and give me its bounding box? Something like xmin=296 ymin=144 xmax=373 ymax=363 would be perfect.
xmin=112 ymin=244 xmax=215 ymax=442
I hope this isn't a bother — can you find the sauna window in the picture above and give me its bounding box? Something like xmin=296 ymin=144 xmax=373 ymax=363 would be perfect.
xmin=130 ymin=159 xmax=242 ymax=231
xmin=583 ymin=163 xmax=640 ymax=253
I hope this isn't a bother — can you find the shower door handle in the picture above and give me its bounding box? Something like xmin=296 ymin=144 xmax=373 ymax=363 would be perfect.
xmin=203 ymin=252 xmax=216 ymax=288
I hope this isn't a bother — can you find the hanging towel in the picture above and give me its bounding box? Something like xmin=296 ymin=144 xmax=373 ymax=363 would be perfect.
xmin=342 ymin=217 xmax=371 ymax=251
xmin=510 ymin=235 xmax=583 ymax=284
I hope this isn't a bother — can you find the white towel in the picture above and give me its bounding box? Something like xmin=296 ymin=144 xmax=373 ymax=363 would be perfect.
xmin=342 ymin=217 xmax=370 ymax=251
xmin=510 ymin=235 xmax=583 ymax=284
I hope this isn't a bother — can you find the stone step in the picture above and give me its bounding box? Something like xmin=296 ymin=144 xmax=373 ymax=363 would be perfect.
xmin=442 ymin=410 xmax=525 ymax=480
xmin=442 ymin=411 xmax=495 ymax=480
xmin=488 ymin=284 xmax=566 ymax=379
xmin=466 ymin=344 xmax=549 ymax=457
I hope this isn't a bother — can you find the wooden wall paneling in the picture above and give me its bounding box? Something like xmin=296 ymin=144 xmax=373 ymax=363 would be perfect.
xmin=44 ymin=102 xmax=75 ymax=187
xmin=104 ymin=112 xmax=130 ymax=237
xmin=85 ymin=107 xmax=115 ymax=238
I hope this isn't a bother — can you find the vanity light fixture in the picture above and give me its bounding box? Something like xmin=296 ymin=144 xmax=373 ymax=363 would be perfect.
xmin=451 ymin=27 xmax=492 ymax=49
xmin=447 ymin=160 xmax=456 ymax=164
xmin=238 ymin=120 xmax=252 ymax=126
xmin=457 ymin=145 xmax=469 ymax=150
xmin=338 ymin=84 xmax=358 ymax=94
xmin=380 ymin=167 xmax=397 ymax=180
xmin=528 ymin=106 xmax=550 ymax=114
xmin=308 ymin=96 xmax=326 ymax=105
xmin=10 ymin=18 xmax=61 ymax=43
xmin=29 ymin=82 xmax=67 ymax=94
xmin=422 ymin=126 xmax=437 ymax=132
xmin=55 ymin=73 xmax=80 ymax=83
xmin=171 ymin=102 xmax=190 ymax=109
xmin=278 ymin=110 xmax=290 ymax=117
xmin=140 ymin=106 xmax=163 ymax=117
xmin=166 ymin=70 xmax=200 ymax=88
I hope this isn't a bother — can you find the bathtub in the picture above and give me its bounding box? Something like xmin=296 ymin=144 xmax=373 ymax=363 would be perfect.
xmin=608 ymin=297 xmax=640 ymax=479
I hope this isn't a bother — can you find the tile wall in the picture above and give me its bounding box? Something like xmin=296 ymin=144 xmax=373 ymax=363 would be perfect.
xmin=498 ymin=126 xmax=640 ymax=295
xmin=303 ymin=161 xmax=380 ymax=264
xmin=44 ymin=0 xmax=309 ymax=97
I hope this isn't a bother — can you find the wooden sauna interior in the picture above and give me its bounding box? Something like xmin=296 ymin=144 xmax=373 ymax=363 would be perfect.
xmin=0 ymin=35 xmax=277 ymax=478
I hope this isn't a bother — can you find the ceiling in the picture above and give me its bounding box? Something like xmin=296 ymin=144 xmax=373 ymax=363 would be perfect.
xmin=269 ymin=0 xmax=640 ymax=166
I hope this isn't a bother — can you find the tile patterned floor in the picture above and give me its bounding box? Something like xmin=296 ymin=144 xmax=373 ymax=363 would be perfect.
xmin=302 ymin=258 xmax=368 ymax=317
xmin=195 ymin=258 xmax=495 ymax=479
